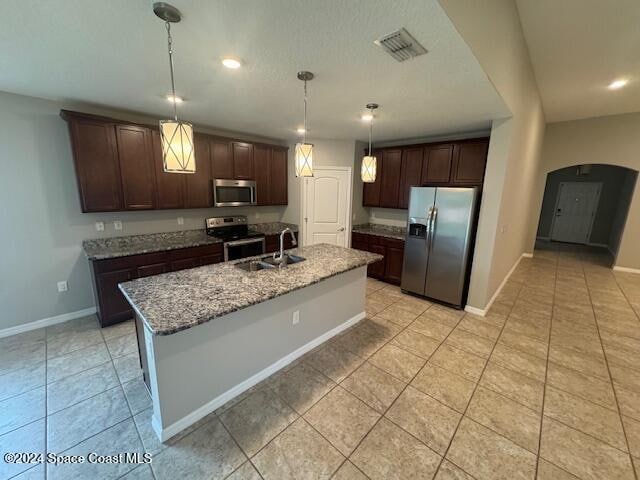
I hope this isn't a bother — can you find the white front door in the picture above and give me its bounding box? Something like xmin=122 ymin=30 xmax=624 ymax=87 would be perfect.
xmin=550 ymin=182 xmax=601 ymax=244
xmin=302 ymin=167 xmax=352 ymax=247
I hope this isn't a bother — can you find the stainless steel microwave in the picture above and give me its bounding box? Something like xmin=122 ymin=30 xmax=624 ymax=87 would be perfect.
xmin=213 ymin=179 xmax=257 ymax=207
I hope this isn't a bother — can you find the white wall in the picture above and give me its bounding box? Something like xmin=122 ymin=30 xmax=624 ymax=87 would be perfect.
xmin=535 ymin=113 xmax=640 ymax=269
xmin=439 ymin=0 xmax=546 ymax=310
xmin=0 ymin=91 xmax=287 ymax=331
xmin=282 ymin=138 xmax=368 ymax=236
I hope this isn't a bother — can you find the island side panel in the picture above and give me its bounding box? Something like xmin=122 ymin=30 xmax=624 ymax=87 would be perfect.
xmin=150 ymin=266 xmax=366 ymax=440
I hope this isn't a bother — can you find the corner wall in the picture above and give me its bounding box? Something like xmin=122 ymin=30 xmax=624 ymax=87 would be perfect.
xmin=439 ymin=0 xmax=546 ymax=310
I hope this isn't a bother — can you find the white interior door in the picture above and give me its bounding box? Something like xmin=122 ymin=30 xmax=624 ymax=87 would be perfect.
xmin=303 ymin=167 xmax=352 ymax=247
xmin=550 ymin=182 xmax=601 ymax=244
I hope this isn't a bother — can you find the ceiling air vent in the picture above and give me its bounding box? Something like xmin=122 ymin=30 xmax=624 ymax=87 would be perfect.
xmin=374 ymin=28 xmax=427 ymax=62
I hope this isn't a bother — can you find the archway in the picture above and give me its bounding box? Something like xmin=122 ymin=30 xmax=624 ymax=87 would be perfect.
xmin=535 ymin=164 xmax=638 ymax=267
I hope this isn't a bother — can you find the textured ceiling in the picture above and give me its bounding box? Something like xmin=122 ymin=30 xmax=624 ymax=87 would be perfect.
xmin=0 ymin=0 xmax=509 ymax=141
xmin=517 ymin=0 xmax=640 ymax=122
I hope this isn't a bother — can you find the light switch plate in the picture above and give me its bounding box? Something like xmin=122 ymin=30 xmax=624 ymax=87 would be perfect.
xmin=177 ymin=217 xmax=184 ymax=225
xmin=114 ymin=220 xmax=122 ymax=231
xmin=292 ymin=310 xmax=300 ymax=325
xmin=95 ymin=222 xmax=104 ymax=232
xmin=57 ymin=281 xmax=68 ymax=292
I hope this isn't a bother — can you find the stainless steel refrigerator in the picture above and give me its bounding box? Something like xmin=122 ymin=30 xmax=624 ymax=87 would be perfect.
xmin=401 ymin=186 xmax=479 ymax=308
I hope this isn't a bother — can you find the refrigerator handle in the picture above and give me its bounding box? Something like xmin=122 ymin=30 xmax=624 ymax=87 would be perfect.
xmin=429 ymin=207 xmax=438 ymax=251
xmin=426 ymin=207 xmax=434 ymax=251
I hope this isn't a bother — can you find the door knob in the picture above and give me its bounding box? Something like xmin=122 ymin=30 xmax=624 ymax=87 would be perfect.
xmin=338 ymin=227 xmax=345 ymax=232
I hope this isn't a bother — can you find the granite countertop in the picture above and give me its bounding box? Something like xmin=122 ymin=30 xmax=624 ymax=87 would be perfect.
xmin=249 ymin=222 xmax=298 ymax=235
xmin=119 ymin=243 xmax=382 ymax=336
xmin=352 ymin=223 xmax=406 ymax=241
xmin=83 ymin=222 xmax=299 ymax=260
xmin=83 ymin=230 xmax=222 ymax=261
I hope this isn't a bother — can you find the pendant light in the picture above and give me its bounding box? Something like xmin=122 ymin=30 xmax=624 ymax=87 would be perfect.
xmin=154 ymin=2 xmax=195 ymax=174
xmin=295 ymin=71 xmax=314 ymax=177
xmin=361 ymin=103 xmax=379 ymax=183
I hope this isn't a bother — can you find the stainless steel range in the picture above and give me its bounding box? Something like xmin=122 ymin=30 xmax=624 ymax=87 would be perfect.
xmin=205 ymin=216 xmax=265 ymax=261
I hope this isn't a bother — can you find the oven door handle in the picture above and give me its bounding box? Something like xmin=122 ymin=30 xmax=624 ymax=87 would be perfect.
xmin=225 ymin=238 xmax=265 ymax=247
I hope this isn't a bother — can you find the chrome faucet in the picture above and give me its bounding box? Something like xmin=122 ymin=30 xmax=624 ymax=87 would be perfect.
xmin=273 ymin=228 xmax=297 ymax=266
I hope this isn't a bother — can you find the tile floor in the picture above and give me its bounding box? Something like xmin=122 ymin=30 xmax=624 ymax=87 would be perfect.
xmin=1 ymin=248 xmax=639 ymax=479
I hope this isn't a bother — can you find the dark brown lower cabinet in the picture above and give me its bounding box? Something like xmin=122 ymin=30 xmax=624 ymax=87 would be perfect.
xmin=93 ymin=268 xmax=135 ymax=324
xmin=90 ymin=243 xmax=223 ymax=327
xmin=351 ymin=232 xmax=405 ymax=285
xmin=134 ymin=313 xmax=151 ymax=392
xmin=367 ymin=244 xmax=386 ymax=279
xmin=384 ymin=239 xmax=405 ymax=284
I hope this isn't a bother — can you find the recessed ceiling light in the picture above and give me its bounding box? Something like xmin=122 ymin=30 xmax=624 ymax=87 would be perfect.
xmin=608 ymin=79 xmax=628 ymax=90
xmin=166 ymin=94 xmax=183 ymax=104
xmin=296 ymin=127 xmax=306 ymax=134
xmin=222 ymin=57 xmax=242 ymax=69
xmin=361 ymin=113 xmax=374 ymax=122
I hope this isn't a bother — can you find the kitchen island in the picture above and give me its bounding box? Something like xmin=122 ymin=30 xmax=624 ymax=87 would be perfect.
xmin=119 ymin=243 xmax=382 ymax=441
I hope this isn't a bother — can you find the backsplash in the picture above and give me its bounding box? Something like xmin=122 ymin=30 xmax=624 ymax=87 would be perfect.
xmin=83 ymin=206 xmax=286 ymax=239
xmin=368 ymin=208 xmax=408 ymax=227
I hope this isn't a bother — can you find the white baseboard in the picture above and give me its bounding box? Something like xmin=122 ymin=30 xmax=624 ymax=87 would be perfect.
xmin=464 ymin=253 xmax=528 ymax=317
xmin=153 ymin=310 xmax=366 ymax=442
xmin=463 ymin=305 xmax=486 ymax=316
xmin=613 ymin=265 xmax=640 ymax=275
xmin=0 ymin=307 xmax=97 ymax=339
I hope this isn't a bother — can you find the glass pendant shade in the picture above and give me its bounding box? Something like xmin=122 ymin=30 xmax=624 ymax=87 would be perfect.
xmin=295 ymin=142 xmax=314 ymax=177
xmin=159 ymin=120 xmax=195 ymax=174
xmin=361 ymin=155 xmax=377 ymax=183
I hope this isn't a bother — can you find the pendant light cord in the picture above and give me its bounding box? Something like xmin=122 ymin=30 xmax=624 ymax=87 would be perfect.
xmin=165 ymin=21 xmax=178 ymax=121
xmin=303 ymin=80 xmax=308 ymax=144
xmin=368 ymin=108 xmax=373 ymax=156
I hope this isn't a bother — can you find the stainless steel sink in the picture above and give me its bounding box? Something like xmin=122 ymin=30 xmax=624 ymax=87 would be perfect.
xmin=262 ymin=254 xmax=306 ymax=267
xmin=235 ymin=260 xmax=276 ymax=272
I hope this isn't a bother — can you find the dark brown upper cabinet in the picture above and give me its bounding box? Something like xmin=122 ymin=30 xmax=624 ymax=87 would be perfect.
xmin=399 ymin=147 xmax=424 ymax=209
xmin=185 ymin=135 xmax=213 ymax=208
xmin=269 ymin=148 xmax=288 ymax=205
xmin=152 ymin=130 xmax=186 ymax=209
xmin=361 ymin=137 xmax=488 ymax=210
xmin=211 ymin=140 xmax=233 ymax=179
xmin=452 ymin=139 xmax=489 ymax=184
xmin=62 ymin=110 xmax=288 ymax=212
xmin=64 ymin=113 xmax=122 ymax=212
xmin=253 ymin=144 xmax=271 ymax=205
xmin=379 ymin=149 xmax=402 ymax=208
xmin=362 ymin=149 xmax=383 ymax=207
xmin=232 ymin=142 xmax=254 ymax=180
xmin=422 ymin=144 xmax=454 ymax=184
xmin=116 ymin=125 xmax=156 ymax=210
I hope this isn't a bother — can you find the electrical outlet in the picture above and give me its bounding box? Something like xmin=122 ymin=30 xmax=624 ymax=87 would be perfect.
xmin=114 ymin=220 xmax=122 ymax=231
xmin=177 ymin=217 xmax=184 ymax=225
xmin=292 ymin=310 xmax=300 ymax=325
xmin=95 ymin=221 xmax=104 ymax=232
xmin=57 ymin=281 xmax=68 ymax=293
xmin=255 ymin=212 xmax=261 ymax=219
